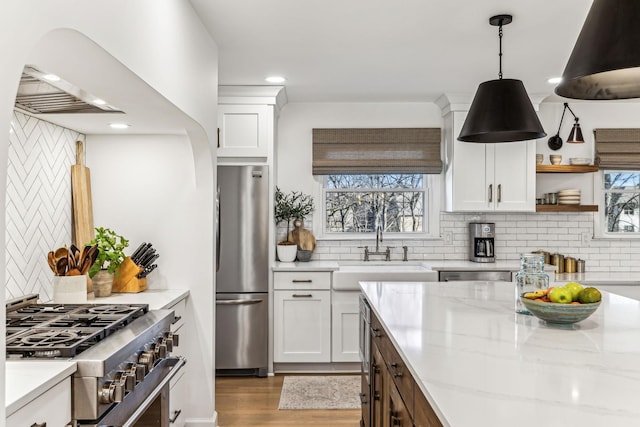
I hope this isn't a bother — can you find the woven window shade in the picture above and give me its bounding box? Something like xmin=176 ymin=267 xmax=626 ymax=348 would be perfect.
xmin=595 ymin=129 xmax=640 ymax=170
xmin=312 ymin=128 xmax=442 ymax=175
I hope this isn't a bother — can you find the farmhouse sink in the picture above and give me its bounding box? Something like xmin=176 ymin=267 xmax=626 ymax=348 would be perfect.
xmin=333 ymin=263 xmax=437 ymax=290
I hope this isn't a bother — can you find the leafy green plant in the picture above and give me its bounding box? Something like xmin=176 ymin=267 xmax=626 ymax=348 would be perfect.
xmin=88 ymin=227 xmax=129 ymax=278
xmin=274 ymin=186 xmax=314 ymax=243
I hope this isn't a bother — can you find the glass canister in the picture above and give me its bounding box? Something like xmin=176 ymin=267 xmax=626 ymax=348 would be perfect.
xmin=515 ymin=253 xmax=549 ymax=315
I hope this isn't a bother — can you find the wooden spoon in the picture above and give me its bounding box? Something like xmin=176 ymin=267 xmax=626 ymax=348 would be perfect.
xmin=47 ymin=251 xmax=57 ymax=273
xmin=55 ymin=257 xmax=68 ymax=276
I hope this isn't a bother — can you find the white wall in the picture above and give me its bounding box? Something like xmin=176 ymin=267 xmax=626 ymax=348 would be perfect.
xmin=277 ymin=100 xmax=640 ymax=273
xmin=0 ymin=2 xmax=218 ymax=424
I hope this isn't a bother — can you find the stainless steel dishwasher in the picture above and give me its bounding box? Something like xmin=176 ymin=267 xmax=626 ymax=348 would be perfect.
xmin=438 ymin=270 xmax=513 ymax=282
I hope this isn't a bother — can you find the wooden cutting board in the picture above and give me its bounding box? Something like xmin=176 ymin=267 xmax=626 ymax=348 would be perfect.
xmin=71 ymin=140 xmax=95 ymax=249
xmin=288 ymin=220 xmax=316 ymax=251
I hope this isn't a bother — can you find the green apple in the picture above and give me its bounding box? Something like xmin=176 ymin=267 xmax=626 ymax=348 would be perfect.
xmin=564 ymin=282 xmax=584 ymax=301
xmin=549 ymin=287 xmax=573 ymax=304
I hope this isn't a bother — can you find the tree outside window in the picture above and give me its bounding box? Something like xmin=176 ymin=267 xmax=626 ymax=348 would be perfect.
xmin=603 ymin=171 xmax=640 ymax=233
xmin=324 ymin=174 xmax=426 ymax=234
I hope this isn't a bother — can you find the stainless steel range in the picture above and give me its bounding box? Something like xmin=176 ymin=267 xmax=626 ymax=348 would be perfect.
xmin=6 ymin=294 xmax=185 ymax=426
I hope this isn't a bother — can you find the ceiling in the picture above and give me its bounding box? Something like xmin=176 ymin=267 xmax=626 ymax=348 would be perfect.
xmin=190 ymin=0 xmax=593 ymax=103
xmin=17 ymin=1 xmax=593 ymax=135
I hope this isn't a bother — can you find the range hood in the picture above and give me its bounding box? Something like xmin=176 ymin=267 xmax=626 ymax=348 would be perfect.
xmin=15 ymin=65 xmax=124 ymax=115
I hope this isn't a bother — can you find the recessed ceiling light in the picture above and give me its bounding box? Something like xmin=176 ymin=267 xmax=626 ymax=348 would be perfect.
xmin=265 ymin=76 xmax=286 ymax=83
xmin=548 ymin=77 xmax=562 ymax=84
xmin=109 ymin=123 xmax=130 ymax=129
xmin=93 ymin=98 xmax=107 ymax=105
xmin=42 ymin=73 xmax=61 ymax=82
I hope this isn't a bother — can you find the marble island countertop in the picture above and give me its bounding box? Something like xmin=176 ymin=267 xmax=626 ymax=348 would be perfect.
xmin=360 ymin=280 xmax=640 ymax=427
xmin=5 ymin=288 xmax=189 ymax=417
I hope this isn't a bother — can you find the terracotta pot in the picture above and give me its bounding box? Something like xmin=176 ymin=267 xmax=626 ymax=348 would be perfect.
xmin=93 ymin=270 xmax=114 ymax=297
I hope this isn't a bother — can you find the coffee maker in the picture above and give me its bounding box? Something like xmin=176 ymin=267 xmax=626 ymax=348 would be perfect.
xmin=469 ymin=222 xmax=495 ymax=263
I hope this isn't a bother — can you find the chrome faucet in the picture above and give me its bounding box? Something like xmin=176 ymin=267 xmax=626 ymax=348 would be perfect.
xmin=375 ymin=224 xmax=383 ymax=252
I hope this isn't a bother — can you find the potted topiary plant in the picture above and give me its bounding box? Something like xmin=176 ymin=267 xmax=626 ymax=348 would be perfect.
xmin=88 ymin=227 xmax=129 ymax=297
xmin=274 ymin=186 xmax=314 ymax=262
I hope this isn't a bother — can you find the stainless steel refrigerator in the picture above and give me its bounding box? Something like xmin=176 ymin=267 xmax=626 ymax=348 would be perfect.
xmin=215 ymin=165 xmax=269 ymax=377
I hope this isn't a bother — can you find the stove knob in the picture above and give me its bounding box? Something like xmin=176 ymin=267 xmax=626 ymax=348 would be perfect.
xmin=123 ymin=371 xmax=136 ymax=392
xmin=99 ymin=379 xmax=125 ymax=404
xmin=138 ymin=351 xmax=155 ymax=372
xmin=154 ymin=341 xmax=167 ymax=359
xmin=165 ymin=331 xmax=179 ymax=347
xmin=135 ymin=363 xmax=146 ymax=382
xmin=163 ymin=336 xmax=174 ymax=352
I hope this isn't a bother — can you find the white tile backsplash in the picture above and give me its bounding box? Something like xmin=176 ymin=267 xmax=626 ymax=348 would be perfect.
xmin=6 ymin=111 xmax=82 ymax=301
xmin=313 ymin=211 xmax=640 ymax=274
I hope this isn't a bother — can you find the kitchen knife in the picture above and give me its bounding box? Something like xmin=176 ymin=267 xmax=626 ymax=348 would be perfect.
xmin=132 ymin=243 xmax=152 ymax=264
xmin=137 ymin=251 xmax=156 ymax=269
xmin=130 ymin=242 xmax=148 ymax=262
xmin=140 ymin=252 xmax=159 ymax=269
xmin=138 ymin=264 xmax=158 ymax=278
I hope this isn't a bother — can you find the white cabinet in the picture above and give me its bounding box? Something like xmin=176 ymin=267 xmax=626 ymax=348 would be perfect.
xmin=331 ymin=290 xmax=360 ymax=362
xmin=7 ymin=377 xmax=71 ymax=427
xmin=274 ymin=271 xmax=331 ymax=363
xmin=444 ymin=110 xmax=536 ymax=212
xmin=217 ymin=104 xmax=272 ymax=158
xmin=167 ymin=296 xmax=187 ymax=426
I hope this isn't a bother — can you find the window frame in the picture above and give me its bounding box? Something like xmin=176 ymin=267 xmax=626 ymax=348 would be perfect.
xmin=594 ymin=170 xmax=640 ymax=238
xmin=314 ymin=173 xmax=441 ymax=240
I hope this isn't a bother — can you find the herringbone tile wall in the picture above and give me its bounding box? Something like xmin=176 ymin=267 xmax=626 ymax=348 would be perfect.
xmin=6 ymin=110 xmax=83 ymax=301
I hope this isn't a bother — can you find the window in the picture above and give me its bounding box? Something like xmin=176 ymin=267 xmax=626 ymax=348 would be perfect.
xmin=323 ymin=174 xmax=427 ymax=234
xmin=603 ymin=171 xmax=640 ymax=233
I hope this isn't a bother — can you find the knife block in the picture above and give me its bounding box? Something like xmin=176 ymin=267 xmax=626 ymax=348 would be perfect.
xmin=112 ymin=257 xmax=147 ymax=293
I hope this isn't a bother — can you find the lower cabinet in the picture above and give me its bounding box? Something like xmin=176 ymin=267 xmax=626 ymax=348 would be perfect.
xmin=7 ymin=377 xmax=71 ymax=426
xmin=331 ymin=290 xmax=360 ymax=362
xmin=364 ymin=304 xmax=443 ymax=427
xmin=274 ymin=289 xmax=331 ymax=362
xmin=167 ymin=296 xmax=187 ymax=426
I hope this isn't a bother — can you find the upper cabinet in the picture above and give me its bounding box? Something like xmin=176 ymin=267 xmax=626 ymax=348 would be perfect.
xmin=217 ymin=86 xmax=287 ymax=159
xmin=217 ymin=104 xmax=271 ymax=157
xmin=442 ymin=110 xmax=536 ymax=212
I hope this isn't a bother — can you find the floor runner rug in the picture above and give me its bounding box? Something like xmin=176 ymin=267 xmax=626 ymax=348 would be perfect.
xmin=278 ymin=375 xmax=360 ymax=410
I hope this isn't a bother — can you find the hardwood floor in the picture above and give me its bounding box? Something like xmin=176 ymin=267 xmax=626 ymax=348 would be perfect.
xmin=215 ymin=375 xmax=361 ymax=427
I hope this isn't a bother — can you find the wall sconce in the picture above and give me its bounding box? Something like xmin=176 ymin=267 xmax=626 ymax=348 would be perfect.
xmin=547 ymin=103 xmax=584 ymax=150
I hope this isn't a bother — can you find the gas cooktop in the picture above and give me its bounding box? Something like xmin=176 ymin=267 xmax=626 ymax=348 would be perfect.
xmin=6 ymin=299 xmax=148 ymax=359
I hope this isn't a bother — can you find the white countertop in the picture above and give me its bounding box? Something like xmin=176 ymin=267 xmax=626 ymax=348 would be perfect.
xmin=90 ymin=288 xmax=189 ymax=309
xmin=5 ymin=289 xmax=189 ymax=416
xmin=273 ymin=260 xmax=542 ymax=272
xmin=5 ymin=361 xmax=77 ymax=417
xmin=554 ymin=271 xmax=640 ymax=285
xmin=273 ymin=261 xmax=339 ymax=271
xmin=360 ymin=280 xmax=640 ymax=427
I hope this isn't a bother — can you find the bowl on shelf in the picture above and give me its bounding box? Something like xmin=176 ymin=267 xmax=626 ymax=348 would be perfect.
xmin=536 ymin=154 xmax=543 ymax=165
xmin=520 ymin=295 xmax=600 ymax=324
xmin=550 ymin=155 xmax=562 ymax=165
xmin=569 ymin=157 xmax=591 ymax=165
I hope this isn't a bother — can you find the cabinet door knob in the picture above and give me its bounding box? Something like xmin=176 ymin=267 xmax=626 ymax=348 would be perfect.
xmin=488 ymin=184 xmax=493 ymax=203
xmin=498 ymin=183 xmax=502 ymax=203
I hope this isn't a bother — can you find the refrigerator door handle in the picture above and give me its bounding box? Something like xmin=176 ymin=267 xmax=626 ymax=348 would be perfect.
xmin=216 ymin=186 xmax=221 ymax=272
xmin=216 ymin=299 xmax=263 ymax=305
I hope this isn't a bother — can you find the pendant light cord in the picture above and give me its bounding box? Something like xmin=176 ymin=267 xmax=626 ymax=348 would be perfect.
xmin=498 ymin=23 xmax=503 ymax=80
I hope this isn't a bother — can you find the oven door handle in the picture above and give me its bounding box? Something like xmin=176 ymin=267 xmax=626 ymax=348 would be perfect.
xmin=121 ymin=357 xmax=186 ymax=427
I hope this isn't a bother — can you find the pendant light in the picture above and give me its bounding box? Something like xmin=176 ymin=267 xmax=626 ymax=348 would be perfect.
xmin=556 ymin=0 xmax=640 ymax=100
xmin=459 ymin=14 xmax=546 ymax=143
xmin=547 ymin=103 xmax=585 ymax=150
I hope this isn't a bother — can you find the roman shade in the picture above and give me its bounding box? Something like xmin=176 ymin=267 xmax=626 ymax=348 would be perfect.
xmin=595 ymin=128 xmax=640 ymax=169
xmin=312 ymin=128 xmax=442 ymax=175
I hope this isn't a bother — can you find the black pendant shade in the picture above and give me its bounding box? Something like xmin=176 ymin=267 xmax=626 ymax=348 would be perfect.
xmin=459 ymin=14 xmax=547 ymax=143
xmin=459 ymin=79 xmax=547 ymax=143
xmin=555 ymin=0 xmax=640 ymax=100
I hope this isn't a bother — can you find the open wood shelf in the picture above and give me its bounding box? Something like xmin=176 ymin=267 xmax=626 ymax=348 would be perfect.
xmin=536 ymin=165 xmax=599 ymax=173
xmin=536 ymin=204 xmax=598 ymax=212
